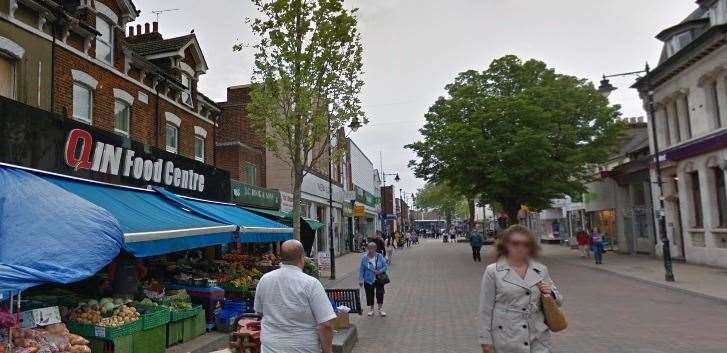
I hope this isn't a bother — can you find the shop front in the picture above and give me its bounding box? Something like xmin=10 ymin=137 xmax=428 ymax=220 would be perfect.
xmin=0 ymin=98 xmax=295 ymax=353
xmin=584 ymin=179 xmax=618 ymax=249
xmin=301 ymin=174 xmax=346 ymax=256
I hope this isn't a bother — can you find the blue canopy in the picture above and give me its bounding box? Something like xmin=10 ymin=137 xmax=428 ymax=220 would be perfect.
xmin=44 ymin=174 xmax=237 ymax=257
xmin=155 ymin=188 xmax=293 ymax=243
xmin=0 ymin=166 xmax=124 ymax=291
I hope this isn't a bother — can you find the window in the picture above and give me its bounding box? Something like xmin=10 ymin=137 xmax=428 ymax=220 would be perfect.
xmin=242 ymin=163 xmax=257 ymax=186
xmin=684 ymin=95 xmax=692 ymax=139
xmin=711 ymin=0 xmax=727 ymax=25
xmin=181 ymin=73 xmax=193 ymax=107
xmin=95 ymin=16 xmax=114 ymax=65
xmin=165 ymin=123 xmax=178 ymax=153
xmin=194 ymin=136 xmax=205 ymax=162
xmin=715 ymin=168 xmax=727 ymax=228
xmin=670 ymin=100 xmax=680 ymax=143
xmin=691 ymin=172 xmax=703 ymax=228
xmin=709 ymin=80 xmax=722 ymax=128
xmin=114 ymin=100 xmax=130 ymax=136
xmin=666 ymin=31 xmax=692 ymax=57
xmin=0 ymin=54 xmax=15 ymax=99
xmin=72 ymin=83 xmax=93 ymax=123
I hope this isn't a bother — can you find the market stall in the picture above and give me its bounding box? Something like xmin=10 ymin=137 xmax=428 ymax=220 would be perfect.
xmin=1 ymin=164 xmax=295 ymax=353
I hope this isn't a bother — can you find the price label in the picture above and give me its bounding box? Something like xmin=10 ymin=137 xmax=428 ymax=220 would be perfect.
xmin=94 ymin=326 xmax=106 ymax=338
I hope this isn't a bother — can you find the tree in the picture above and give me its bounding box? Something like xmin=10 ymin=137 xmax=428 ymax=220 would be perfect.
xmin=407 ymin=55 xmax=623 ymax=222
xmin=240 ymin=0 xmax=365 ymax=239
xmin=415 ymin=182 xmax=467 ymax=228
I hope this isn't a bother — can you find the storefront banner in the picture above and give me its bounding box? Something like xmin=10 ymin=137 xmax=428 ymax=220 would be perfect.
xmin=301 ymin=173 xmax=344 ymax=202
xmin=355 ymin=185 xmax=380 ymax=208
xmin=0 ymin=97 xmax=230 ymax=201
xmin=280 ymin=191 xmax=294 ymax=212
xmin=231 ymin=180 xmax=281 ymax=209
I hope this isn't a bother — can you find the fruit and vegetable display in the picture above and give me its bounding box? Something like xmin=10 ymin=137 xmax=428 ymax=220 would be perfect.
xmin=68 ymin=298 xmax=140 ymax=327
xmin=5 ymin=323 xmax=91 ymax=353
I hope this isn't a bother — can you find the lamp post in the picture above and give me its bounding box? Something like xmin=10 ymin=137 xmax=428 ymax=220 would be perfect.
xmin=327 ymin=117 xmax=362 ymax=280
xmin=597 ymin=65 xmax=675 ymax=282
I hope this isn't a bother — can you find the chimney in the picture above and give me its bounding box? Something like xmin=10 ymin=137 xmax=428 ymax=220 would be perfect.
xmin=144 ymin=22 xmax=150 ymax=34
xmin=153 ymin=21 xmax=159 ymax=33
xmin=128 ymin=26 xmax=134 ymax=36
xmin=136 ymin=24 xmax=142 ymax=35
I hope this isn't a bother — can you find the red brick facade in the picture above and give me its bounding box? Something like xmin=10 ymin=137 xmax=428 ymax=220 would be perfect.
xmin=216 ymin=85 xmax=267 ymax=187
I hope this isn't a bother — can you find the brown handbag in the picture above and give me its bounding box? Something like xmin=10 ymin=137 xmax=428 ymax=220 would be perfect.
xmin=542 ymin=295 xmax=567 ymax=332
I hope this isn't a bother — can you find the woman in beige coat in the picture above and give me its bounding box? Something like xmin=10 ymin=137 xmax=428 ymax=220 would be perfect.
xmin=479 ymin=225 xmax=563 ymax=353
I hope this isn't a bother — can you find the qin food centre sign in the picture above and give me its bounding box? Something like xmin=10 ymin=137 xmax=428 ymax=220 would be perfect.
xmin=0 ymin=97 xmax=230 ymax=201
xmin=65 ymin=129 xmax=206 ymax=192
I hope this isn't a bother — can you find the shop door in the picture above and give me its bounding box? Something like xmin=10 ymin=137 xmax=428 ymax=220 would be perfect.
xmin=634 ymin=208 xmax=654 ymax=254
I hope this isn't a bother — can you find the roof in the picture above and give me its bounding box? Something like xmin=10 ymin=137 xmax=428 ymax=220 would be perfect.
xmin=611 ymin=123 xmax=649 ymax=159
xmin=127 ymin=34 xmax=196 ymax=56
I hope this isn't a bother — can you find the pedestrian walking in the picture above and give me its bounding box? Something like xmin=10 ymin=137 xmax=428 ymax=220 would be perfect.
xmin=590 ymin=227 xmax=605 ymax=264
xmin=470 ymin=231 xmax=484 ymax=262
xmin=575 ymin=228 xmax=590 ymax=258
xmin=254 ymin=240 xmax=337 ymax=353
xmin=359 ymin=242 xmax=389 ymax=317
xmin=373 ymin=231 xmax=387 ymax=258
xmin=478 ymin=225 xmax=563 ymax=353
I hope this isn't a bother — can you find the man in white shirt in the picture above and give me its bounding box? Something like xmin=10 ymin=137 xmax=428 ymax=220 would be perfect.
xmin=254 ymin=240 xmax=337 ymax=353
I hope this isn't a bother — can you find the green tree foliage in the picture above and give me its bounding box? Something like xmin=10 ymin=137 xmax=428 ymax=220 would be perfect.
xmin=239 ymin=0 xmax=365 ymax=239
xmin=407 ymin=55 xmax=623 ymax=221
xmin=415 ymin=182 xmax=467 ymax=226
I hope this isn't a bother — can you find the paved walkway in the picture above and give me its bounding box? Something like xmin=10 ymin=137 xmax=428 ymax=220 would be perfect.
xmin=326 ymin=239 xmax=727 ymax=353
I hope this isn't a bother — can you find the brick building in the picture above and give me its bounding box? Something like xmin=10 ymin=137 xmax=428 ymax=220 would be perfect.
xmin=1 ymin=0 xmax=220 ymax=165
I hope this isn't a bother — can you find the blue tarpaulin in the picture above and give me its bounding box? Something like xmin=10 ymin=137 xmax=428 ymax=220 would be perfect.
xmin=43 ymin=175 xmax=237 ymax=258
xmin=0 ymin=166 xmax=124 ymax=291
xmin=154 ymin=188 xmax=293 ymax=243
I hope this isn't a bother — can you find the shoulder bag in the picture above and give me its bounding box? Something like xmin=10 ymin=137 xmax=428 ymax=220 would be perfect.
xmin=542 ymin=294 xmax=567 ymax=332
xmin=374 ymin=256 xmax=390 ymax=285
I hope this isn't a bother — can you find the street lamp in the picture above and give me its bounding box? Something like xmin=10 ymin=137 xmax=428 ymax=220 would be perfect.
xmin=598 ymin=64 xmax=675 ymax=282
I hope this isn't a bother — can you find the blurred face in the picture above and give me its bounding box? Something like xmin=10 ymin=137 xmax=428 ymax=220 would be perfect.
xmin=367 ymin=243 xmax=377 ymax=255
xmin=506 ymin=232 xmax=532 ymax=261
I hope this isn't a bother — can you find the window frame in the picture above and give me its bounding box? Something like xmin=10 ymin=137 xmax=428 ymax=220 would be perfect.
xmin=113 ymin=99 xmax=131 ymax=136
xmin=180 ymin=73 xmax=194 ymax=107
xmin=95 ymin=15 xmax=114 ymax=65
xmin=711 ymin=80 xmax=722 ymax=128
xmin=72 ymin=82 xmax=93 ymax=124
xmin=194 ymin=135 xmax=205 ymax=162
xmin=242 ymin=162 xmax=258 ymax=186
xmin=0 ymin=53 xmax=17 ymax=99
xmin=714 ymin=168 xmax=727 ymax=228
xmin=165 ymin=123 xmax=179 ymax=154
xmin=691 ymin=172 xmax=704 ymax=228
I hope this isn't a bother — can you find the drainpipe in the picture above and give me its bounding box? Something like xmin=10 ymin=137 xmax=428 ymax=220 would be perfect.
xmin=154 ymin=76 xmax=163 ymax=147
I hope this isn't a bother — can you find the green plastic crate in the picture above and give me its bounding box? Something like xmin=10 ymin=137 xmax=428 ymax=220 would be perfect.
xmin=87 ymin=335 xmax=132 ymax=353
xmin=166 ymin=320 xmax=184 ymax=346
xmin=170 ymin=305 xmax=202 ymax=322
xmin=135 ymin=304 xmax=171 ymax=330
xmin=133 ymin=325 xmax=166 ymax=353
xmin=181 ymin=312 xmax=206 ymax=343
xmin=68 ymin=319 xmax=142 ymax=339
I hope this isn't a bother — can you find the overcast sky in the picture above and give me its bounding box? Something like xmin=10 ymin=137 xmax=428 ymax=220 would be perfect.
xmin=133 ymin=0 xmax=695 ymax=197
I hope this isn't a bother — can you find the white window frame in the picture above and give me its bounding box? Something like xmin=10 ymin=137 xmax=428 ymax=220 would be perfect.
xmin=243 ymin=162 xmax=258 ymax=186
xmin=194 ymin=135 xmax=205 ymax=162
xmin=0 ymin=53 xmax=17 ymax=99
xmin=165 ymin=123 xmax=179 ymax=154
xmin=113 ymin=99 xmax=131 ymax=136
xmin=72 ymin=82 xmax=93 ymax=124
xmin=181 ymin=73 xmax=194 ymax=107
xmin=95 ymin=15 xmax=114 ymax=65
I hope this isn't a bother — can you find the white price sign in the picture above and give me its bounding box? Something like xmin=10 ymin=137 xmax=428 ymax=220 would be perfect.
xmin=317 ymin=252 xmax=331 ymax=271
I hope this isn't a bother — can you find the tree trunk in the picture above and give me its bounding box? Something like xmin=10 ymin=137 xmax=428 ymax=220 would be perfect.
xmin=467 ymin=198 xmax=476 ymax=231
xmin=503 ymin=203 xmax=521 ymax=226
xmin=292 ymin=171 xmax=303 ymax=241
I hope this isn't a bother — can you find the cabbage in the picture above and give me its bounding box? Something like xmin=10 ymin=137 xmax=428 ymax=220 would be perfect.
xmin=87 ymin=299 xmax=99 ymax=306
xmin=102 ymin=302 xmax=116 ymax=314
xmin=100 ymin=298 xmax=113 ymax=305
xmin=113 ymin=298 xmax=124 ymax=305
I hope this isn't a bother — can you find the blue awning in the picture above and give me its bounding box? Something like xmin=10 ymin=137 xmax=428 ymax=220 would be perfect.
xmin=42 ymin=173 xmax=237 ymax=257
xmin=155 ymin=188 xmax=293 ymax=243
xmin=0 ymin=166 xmax=123 ymax=291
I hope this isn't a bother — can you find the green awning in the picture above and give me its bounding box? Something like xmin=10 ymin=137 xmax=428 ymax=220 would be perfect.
xmin=242 ymin=207 xmax=324 ymax=231
xmin=303 ymin=218 xmax=324 ymax=231
xmin=244 ymin=207 xmax=291 ymax=219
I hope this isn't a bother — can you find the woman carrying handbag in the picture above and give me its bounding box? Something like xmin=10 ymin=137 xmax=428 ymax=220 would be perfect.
xmin=478 ymin=225 xmax=565 ymax=353
xmin=359 ymin=242 xmax=389 ymax=317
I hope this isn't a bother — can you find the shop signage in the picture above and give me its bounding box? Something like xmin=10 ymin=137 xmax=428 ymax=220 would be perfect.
xmin=280 ymin=191 xmax=295 ymax=212
xmin=317 ymin=251 xmax=331 ymax=271
xmin=21 ymin=307 xmax=61 ymax=328
xmin=64 ymin=128 xmax=206 ymax=192
xmin=355 ymin=185 xmax=379 ymax=207
xmin=342 ymin=200 xmax=353 ymax=216
xmin=230 ymin=180 xmax=281 ymax=209
xmin=353 ymin=204 xmax=365 ymax=218
xmin=0 ymin=97 xmax=230 ymax=201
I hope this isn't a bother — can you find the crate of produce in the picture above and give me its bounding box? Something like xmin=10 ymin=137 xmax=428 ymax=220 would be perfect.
xmin=135 ymin=304 xmax=171 ymax=330
xmin=132 ymin=324 xmax=166 ymax=353
xmin=170 ymin=305 xmax=202 ymax=322
xmin=68 ymin=318 xmax=142 ymax=339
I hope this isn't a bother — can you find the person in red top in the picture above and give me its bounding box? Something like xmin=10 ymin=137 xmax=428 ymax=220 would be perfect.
xmin=575 ymin=228 xmax=590 ymax=258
